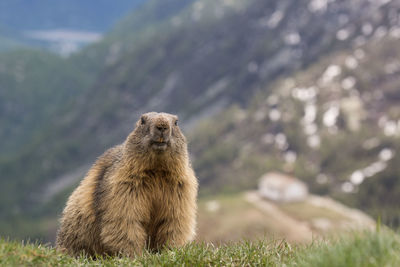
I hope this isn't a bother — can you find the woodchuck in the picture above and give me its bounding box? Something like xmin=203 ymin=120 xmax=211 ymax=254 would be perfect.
xmin=56 ymin=112 xmax=198 ymax=257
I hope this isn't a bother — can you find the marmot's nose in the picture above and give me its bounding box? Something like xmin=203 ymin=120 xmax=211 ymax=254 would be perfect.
xmin=156 ymin=125 xmax=169 ymax=133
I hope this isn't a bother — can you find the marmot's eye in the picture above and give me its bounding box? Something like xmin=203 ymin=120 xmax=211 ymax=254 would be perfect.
xmin=174 ymin=120 xmax=178 ymax=126
xmin=141 ymin=117 xmax=146 ymax=125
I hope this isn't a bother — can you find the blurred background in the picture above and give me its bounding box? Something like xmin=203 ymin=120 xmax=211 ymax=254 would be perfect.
xmin=0 ymin=0 xmax=399 ymax=244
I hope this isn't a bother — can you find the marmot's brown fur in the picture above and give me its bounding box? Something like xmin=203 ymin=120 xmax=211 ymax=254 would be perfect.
xmin=56 ymin=112 xmax=198 ymax=257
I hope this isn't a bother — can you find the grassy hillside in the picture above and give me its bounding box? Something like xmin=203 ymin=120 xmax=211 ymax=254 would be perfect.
xmin=196 ymin=192 xmax=374 ymax=244
xmin=0 ymin=49 xmax=92 ymax=156
xmin=0 ymin=230 xmax=399 ymax=266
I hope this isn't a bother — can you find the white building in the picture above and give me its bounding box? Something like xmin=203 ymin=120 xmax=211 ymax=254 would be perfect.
xmin=258 ymin=172 xmax=308 ymax=202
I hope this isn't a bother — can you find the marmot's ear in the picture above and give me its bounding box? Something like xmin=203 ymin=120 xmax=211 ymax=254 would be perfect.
xmin=140 ymin=116 xmax=146 ymax=125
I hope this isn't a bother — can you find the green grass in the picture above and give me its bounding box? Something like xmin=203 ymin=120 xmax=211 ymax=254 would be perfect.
xmin=290 ymin=231 xmax=400 ymax=267
xmin=1 ymin=230 xmax=399 ymax=266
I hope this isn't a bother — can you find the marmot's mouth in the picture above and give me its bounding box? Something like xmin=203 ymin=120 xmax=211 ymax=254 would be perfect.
xmin=151 ymin=141 xmax=169 ymax=151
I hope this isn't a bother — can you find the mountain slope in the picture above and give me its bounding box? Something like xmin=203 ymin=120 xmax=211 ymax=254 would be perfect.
xmin=0 ymin=49 xmax=92 ymax=156
xmin=197 ymin=192 xmax=374 ymax=244
xmin=190 ymin=35 xmax=400 ymax=225
xmin=1 ymin=0 xmax=400 ymax=241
